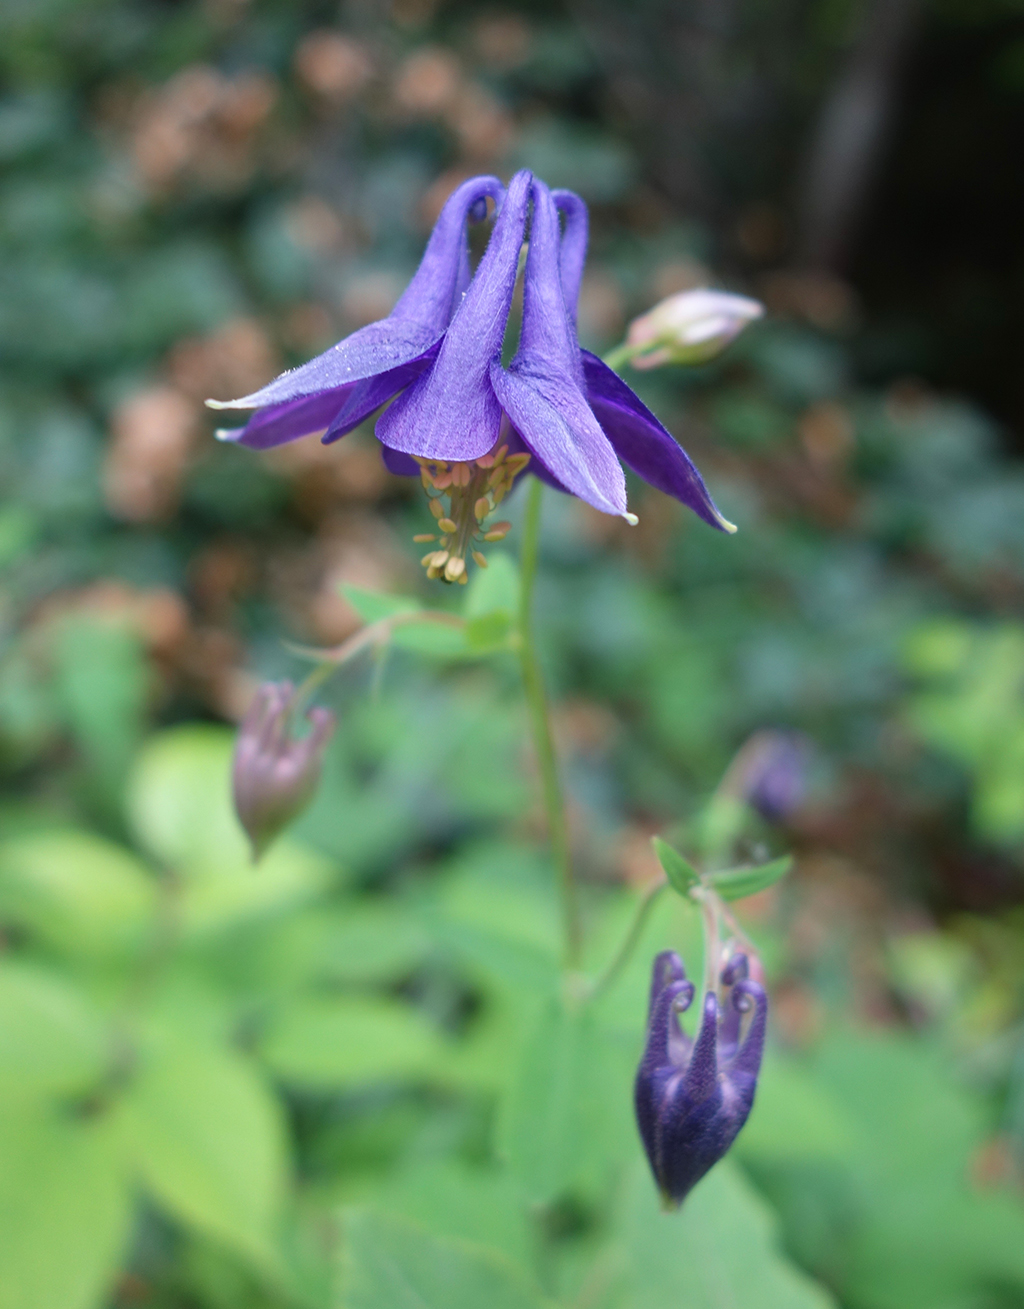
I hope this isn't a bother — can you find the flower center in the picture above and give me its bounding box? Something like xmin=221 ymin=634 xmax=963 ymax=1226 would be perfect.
xmin=412 ymin=443 xmax=531 ymax=583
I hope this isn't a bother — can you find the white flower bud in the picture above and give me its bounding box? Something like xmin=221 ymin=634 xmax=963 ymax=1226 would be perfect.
xmin=626 ymin=289 xmax=764 ymax=369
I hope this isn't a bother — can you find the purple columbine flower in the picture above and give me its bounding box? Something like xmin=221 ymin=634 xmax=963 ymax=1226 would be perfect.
xmin=209 ymin=169 xmax=735 ymax=581
xmin=635 ymin=949 xmax=766 ymax=1207
xmin=232 ymin=681 xmax=336 ymax=860
xmin=207 ymin=173 xmax=505 ymax=450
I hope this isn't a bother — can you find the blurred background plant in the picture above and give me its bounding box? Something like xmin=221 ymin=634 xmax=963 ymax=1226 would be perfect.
xmin=3 ymin=1 xmax=1024 ymax=1307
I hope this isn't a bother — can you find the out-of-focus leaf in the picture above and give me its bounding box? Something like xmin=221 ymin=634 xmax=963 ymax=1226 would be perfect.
xmin=617 ymin=1159 xmax=837 ymax=1309
xmin=0 ymin=1108 xmax=131 ymax=1309
xmin=499 ymin=996 xmax=616 ymax=1204
xmin=260 ymin=995 xmax=445 ymax=1089
xmin=376 ymin=1159 xmax=533 ymax=1271
xmin=340 ymin=1208 xmax=548 ymax=1309
xmin=651 ymin=836 xmax=698 ymax=896
xmin=126 ymin=727 xmax=335 ymax=921
xmin=0 ymin=830 xmax=157 ymax=956
xmin=123 ymin=1030 xmax=288 ymax=1269
xmin=0 ymin=963 xmax=108 ymax=1100
xmin=339 ymin=585 xmax=421 ymax=626
xmin=706 ymin=854 xmax=792 ymax=901
xmin=463 ymin=552 xmax=519 ymax=620
xmin=734 ymin=1053 xmax=854 ymax=1163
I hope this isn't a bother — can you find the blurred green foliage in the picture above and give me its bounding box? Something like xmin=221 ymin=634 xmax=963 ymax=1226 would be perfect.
xmin=2 ymin=0 xmax=1024 ymax=1307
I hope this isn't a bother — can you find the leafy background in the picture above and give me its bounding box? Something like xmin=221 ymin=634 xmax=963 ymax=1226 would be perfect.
xmin=2 ymin=1 xmax=1024 ymax=1307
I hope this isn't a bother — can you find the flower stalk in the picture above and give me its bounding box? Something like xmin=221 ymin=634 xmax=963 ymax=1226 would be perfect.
xmin=517 ymin=476 xmax=581 ymax=970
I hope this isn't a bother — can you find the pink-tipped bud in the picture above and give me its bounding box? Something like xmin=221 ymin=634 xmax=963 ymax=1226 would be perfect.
xmin=232 ymin=681 xmax=336 ymax=860
xmin=626 ymin=289 xmax=764 ymax=369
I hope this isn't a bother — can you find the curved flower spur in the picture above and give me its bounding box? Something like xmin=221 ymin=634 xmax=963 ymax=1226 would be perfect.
xmin=207 ymin=172 xmax=506 ymax=450
xmin=634 ymin=948 xmax=767 ymax=1207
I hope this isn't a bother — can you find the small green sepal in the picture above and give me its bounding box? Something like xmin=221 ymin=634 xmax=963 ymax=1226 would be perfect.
xmin=705 ymin=854 xmax=793 ymax=901
xmin=651 ymin=837 xmax=700 ymax=896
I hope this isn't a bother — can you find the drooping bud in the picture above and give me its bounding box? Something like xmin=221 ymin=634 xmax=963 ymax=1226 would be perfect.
xmin=634 ymin=949 xmax=766 ymax=1207
xmin=626 ymin=289 xmax=764 ymax=370
xmin=232 ymin=681 xmax=336 ymax=860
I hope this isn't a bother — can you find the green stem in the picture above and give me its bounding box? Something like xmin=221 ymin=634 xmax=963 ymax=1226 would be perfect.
xmin=601 ymin=341 xmax=643 ymax=372
xmin=588 ymin=879 xmax=666 ymax=1001
xmin=518 ymin=477 xmax=581 ymax=970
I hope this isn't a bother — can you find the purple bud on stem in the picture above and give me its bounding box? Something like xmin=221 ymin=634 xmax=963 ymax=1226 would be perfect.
xmin=232 ymin=680 xmax=336 ymax=860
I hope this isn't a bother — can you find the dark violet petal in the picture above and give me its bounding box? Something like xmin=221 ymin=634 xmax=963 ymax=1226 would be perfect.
xmin=217 ymin=389 xmax=352 ymax=450
xmin=648 ymin=950 xmax=687 ymax=1020
xmin=209 ymin=320 xmax=440 ymax=411
xmin=552 ymin=188 xmax=588 ymax=328
xmin=376 ymin=170 xmax=533 ymax=462
xmin=379 ymin=444 xmax=421 ymax=477
xmin=581 ymin=350 xmax=736 ymax=533
xmin=490 ymin=180 xmax=626 ymax=515
xmin=727 ymin=980 xmax=768 ymax=1081
xmin=321 ymin=352 xmax=437 ymax=445
xmin=682 ymin=993 xmax=720 ymax=1103
xmin=491 ymin=365 xmax=626 ymax=515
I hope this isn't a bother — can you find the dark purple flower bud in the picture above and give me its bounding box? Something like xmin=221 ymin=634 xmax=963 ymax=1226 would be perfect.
xmin=232 ymin=681 xmax=336 ymax=860
xmin=735 ymin=730 xmax=809 ymax=822
xmin=635 ymin=949 xmax=766 ymax=1207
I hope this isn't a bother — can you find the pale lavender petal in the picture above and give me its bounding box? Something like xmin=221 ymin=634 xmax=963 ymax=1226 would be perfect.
xmin=210 ymin=176 xmax=504 ymax=411
xmin=582 ymin=350 xmax=736 ymax=532
xmin=216 ymin=390 xmax=352 ymax=450
xmin=376 ymin=170 xmax=533 ymax=462
xmin=321 ymin=351 xmax=437 ymax=445
xmin=552 ymin=188 xmax=588 ymax=328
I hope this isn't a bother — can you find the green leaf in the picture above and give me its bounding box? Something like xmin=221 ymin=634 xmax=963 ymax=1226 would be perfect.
xmin=706 ymin=854 xmax=793 ymax=901
xmin=0 ymin=1109 xmax=131 ymax=1309
xmin=339 ymin=585 xmax=421 ymax=625
xmin=0 ymin=830 xmax=157 ymax=957
xmin=260 ymin=995 xmax=445 ymax=1089
xmin=463 ymin=552 xmax=520 ymax=619
xmin=126 ymin=727 xmax=334 ymax=923
xmin=339 ymin=1208 xmax=548 ymax=1309
xmin=499 ymin=997 xmax=605 ymax=1204
xmin=618 ymin=1159 xmax=837 ymax=1309
xmin=734 ymin=1052 xmax=854 ymax=1163
xmin=0 ymin=963 xmax=108 ymax=1101
xmin=464 ymin=610 xmax=513 ymax=652
xmin=123 ymin=1031 xmax=288 ymax=1269
xmin=650 ymin=837 xmax=699 ymax=896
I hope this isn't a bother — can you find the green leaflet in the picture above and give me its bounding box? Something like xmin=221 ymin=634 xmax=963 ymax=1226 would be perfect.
xmin=339 ymin=1208 xmax=549 ymax=1309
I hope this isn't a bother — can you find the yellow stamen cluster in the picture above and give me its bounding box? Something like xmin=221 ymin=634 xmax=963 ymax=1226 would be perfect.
xmin=412 ymin=444 xmax=530 ymax=583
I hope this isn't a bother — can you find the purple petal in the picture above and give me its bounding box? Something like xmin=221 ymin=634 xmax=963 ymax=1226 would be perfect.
xmin=376 ymin=170 xmax=533 ymax=462
xmin=552 ymin=188 xmax=588 ymax=328
xmin=216 ymin=390 xmax=352 ymax=450
xmin=489 ymin=179 xmax=626 ymax=515
xmin=379 ymin=444 xmax=421 ymax=477
xmin=211 ymin=176 xmax=504 ymax=411
xmin=582 ymin=350 xmax=736 ymax=532
xmin=321 ymin=351 xmax=438 ymax=445
xmin=492 ymin=365 xmax=626 ymax=515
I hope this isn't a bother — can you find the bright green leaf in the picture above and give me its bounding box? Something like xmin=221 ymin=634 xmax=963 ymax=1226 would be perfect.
xmin=706 ymin=855 xmax=793 ymax=901
xmin=499 ymin=997 xmax=604 ymax=1204
xmin=123 ymin=1031 xmax=288 ymax=1269
xmin=651 ymin=837 xmax=699 ymax=896
xmin=618 ymin=1159 xmax=836 ymax=1309
xmin=0 ymin=1109 xmax=131 ymax=1309
xmin=0 ymin=963 xmax=108 ymax=1100
xmin=0 ymin=830 xmax=157 ymax=956
xmin=463 ymin=552 xmax=519 ymax=619
xmin=339 ymin=1208 xmax=548 ymax=1309
xmin=260 ymin=995 xmax=445 ymax=1089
